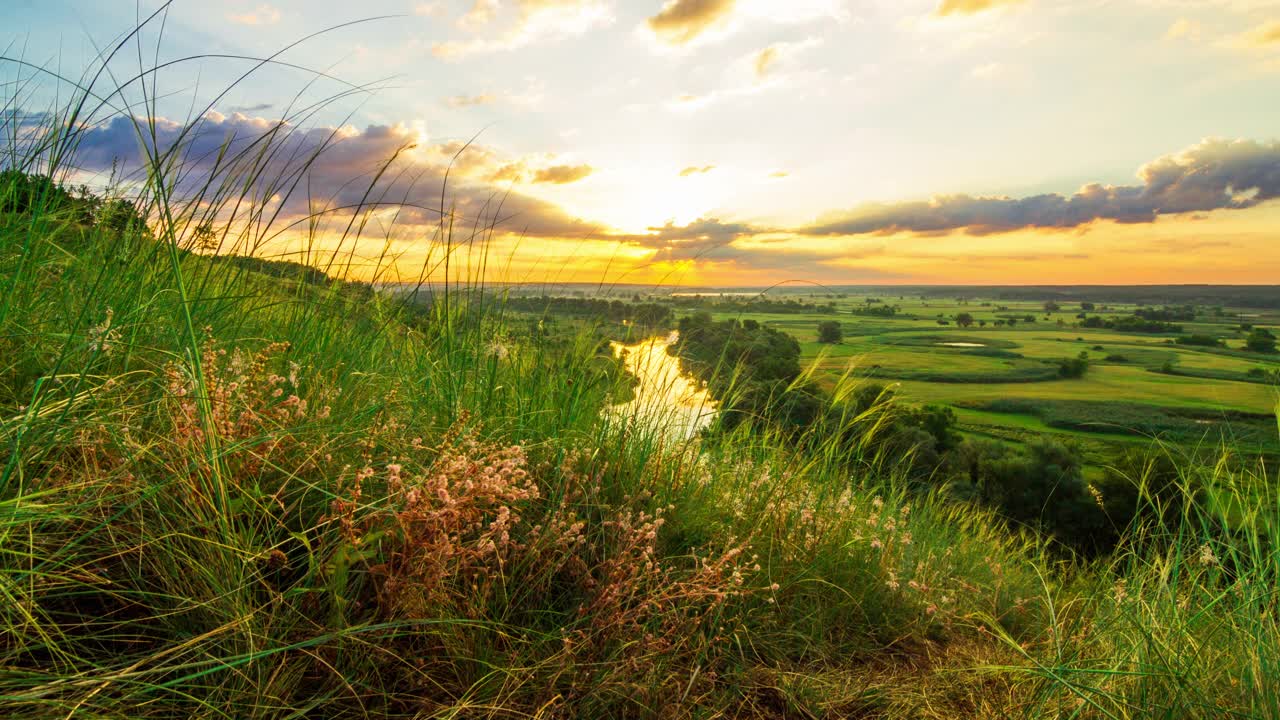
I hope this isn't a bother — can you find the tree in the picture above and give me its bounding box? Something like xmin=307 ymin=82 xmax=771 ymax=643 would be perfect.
xmin=817 ymin=320 xmax=842 ymax=344
xmin=1080 ymin=301 xmax=1095 ymax=311
xmin=189 ymin=222 xmax=219 ymax=252
xmin=948 ymin=438 xmax=1108 ymax=553
xmin=1245 ymin=327 xmax=1277 ymax=353
xmin=1057 ymin=352 xmax=1089 ymax=378
xmin=1044 ymin=301 xmax=1061 ymax=313
xmin=955 ymin=312 xmax=975 ymax=328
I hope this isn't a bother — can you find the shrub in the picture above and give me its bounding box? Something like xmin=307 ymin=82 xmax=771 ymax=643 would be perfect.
xmin=1176 ymin=334 xmax=1221 ymax=347
xmin=1245 ymin=327 xmax=1277 ymax=353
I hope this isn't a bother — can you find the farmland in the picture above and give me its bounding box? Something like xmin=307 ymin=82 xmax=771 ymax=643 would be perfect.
xmin=622 ymin=288 xmax=1280 ymax=462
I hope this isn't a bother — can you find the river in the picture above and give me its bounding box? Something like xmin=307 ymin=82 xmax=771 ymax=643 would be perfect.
xmin=608 ymin=332 xmax=717 ymax=438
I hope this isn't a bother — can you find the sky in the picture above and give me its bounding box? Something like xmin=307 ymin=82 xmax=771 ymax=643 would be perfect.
xmin=4 ymin=0 xmax=1280 ymax=286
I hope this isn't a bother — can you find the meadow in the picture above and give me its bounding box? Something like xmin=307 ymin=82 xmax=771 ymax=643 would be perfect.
xmin=645 ymin=292 xmax=1280 ymax=464
xmin=2 ymin=32 xmax=1280 ymax=720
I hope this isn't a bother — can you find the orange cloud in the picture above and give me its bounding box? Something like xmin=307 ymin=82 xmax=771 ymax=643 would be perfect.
xmin=647 ymin=0 xmax=737 ymax=46
xmin=533 ymin=164 xmax=594 ymax=184
xmin=933 ymin=0 xmax=1023 ymax=17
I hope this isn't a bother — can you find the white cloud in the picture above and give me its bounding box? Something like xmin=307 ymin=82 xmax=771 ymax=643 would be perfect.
xmin=433 ymin=0 xmax=614 ymax=59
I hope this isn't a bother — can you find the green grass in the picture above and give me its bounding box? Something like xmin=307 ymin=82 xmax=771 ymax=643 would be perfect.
xmin=3 ymin=31 xmax=1280 ymax=719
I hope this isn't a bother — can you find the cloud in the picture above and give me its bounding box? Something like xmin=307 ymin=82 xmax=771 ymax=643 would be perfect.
xmin=933 ymin=0 xmax=1024 ymax=17
xmin=433 ymin=0 xmax=613 ymax=59
xmin=1164 ymin=18 xmax=1202 ymax=41
xmin=490 ymin=163 xmax=528 ymax=182
xmin=679 ymin=165 xmax=716 ymax=176
xmin=1237 ymin=20 xmax=1280 ymax=47
xmin=622 ymin=217 xmax=760 ymax=261
xmin=532 ymin=164 xmax=594 ymax=184
xmin=769 ymin=170 xmax=789 ymax=178
xmin=66 ymin=111 xmax=601 ymax=240
xmin=801 ymin=138 xmax=1280 ymax=236
xmin=753 ymin=46 xmax=780 ymax=78
xmin=445 ymin=93 xmax=497 ymax=108
xmin=227 ymin=4 xmax=281 ymax=25
xmin=647 ymin=0 xmax=738 ymax=45
xmin=228 ymin=103 xmax=274 ymax=114
xmin=458 ymin=0 xmax=500 ymax=29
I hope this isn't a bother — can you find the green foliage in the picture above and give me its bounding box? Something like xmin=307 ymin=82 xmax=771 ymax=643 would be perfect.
xmin=1176 ymin=333 xmax=1223 ymax=347
xmin=945 ymin=438 xmax=1110 ymax=553
xmin=1081 ymin=313 xmax=1185 ymax=333
xmin=1056 ymin=351 xmax=1090 ymax=378
xmin=1245 ymin=327 xmax=1277 ymax=353
xmin=817 ymin=319 xmax=843 ymax=343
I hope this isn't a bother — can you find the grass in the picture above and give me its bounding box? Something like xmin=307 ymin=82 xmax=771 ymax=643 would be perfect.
xmin=2 ymin=28 xmax=1280 ymax=719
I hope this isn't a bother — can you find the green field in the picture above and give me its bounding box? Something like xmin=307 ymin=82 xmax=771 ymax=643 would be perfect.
xmin=681 ymin=295 xmax=1280 ymax=458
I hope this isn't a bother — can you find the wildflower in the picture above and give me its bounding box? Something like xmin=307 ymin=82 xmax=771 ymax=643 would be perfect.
xmin=1198 ymin=543 xmax=1218 ymax=566
xmin=1088 ymin=484 xmax=1105 ymax=509
xmin=872 ymin=496 xmax=883 ymax=510
xmin=900 ymin=532 xmax=912 ymax=546
xmin=870 ymin=538 xmax=883 ymax=549
xmin=925 ymin=603 xmax=937 ymax=616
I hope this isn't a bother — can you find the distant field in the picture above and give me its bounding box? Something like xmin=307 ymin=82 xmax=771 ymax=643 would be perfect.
xmin=693 ymin=294 xmax=1280 ymax=456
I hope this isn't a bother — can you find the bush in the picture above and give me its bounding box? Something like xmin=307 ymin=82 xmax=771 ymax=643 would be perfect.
xmin=1057 ymin=353 xmax=1089 ymax=378
xmin=946 ymin=438 xmax=1109 ymax=553
xmin=1245 ymin=327 xmax=1277 ymax=353
xmin=817 ymin=319 xmax=843 ymax=343
xmin=1176 ymin=334 xmax=1221 ymax=347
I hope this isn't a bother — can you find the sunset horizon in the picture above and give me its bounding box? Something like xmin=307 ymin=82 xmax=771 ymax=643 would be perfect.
xmin=8 ymin=0 xmax=1280 ymax=286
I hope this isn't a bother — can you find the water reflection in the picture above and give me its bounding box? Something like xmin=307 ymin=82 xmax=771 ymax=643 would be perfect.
xmin=609 ymin=332 xmax=717 ymax=438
